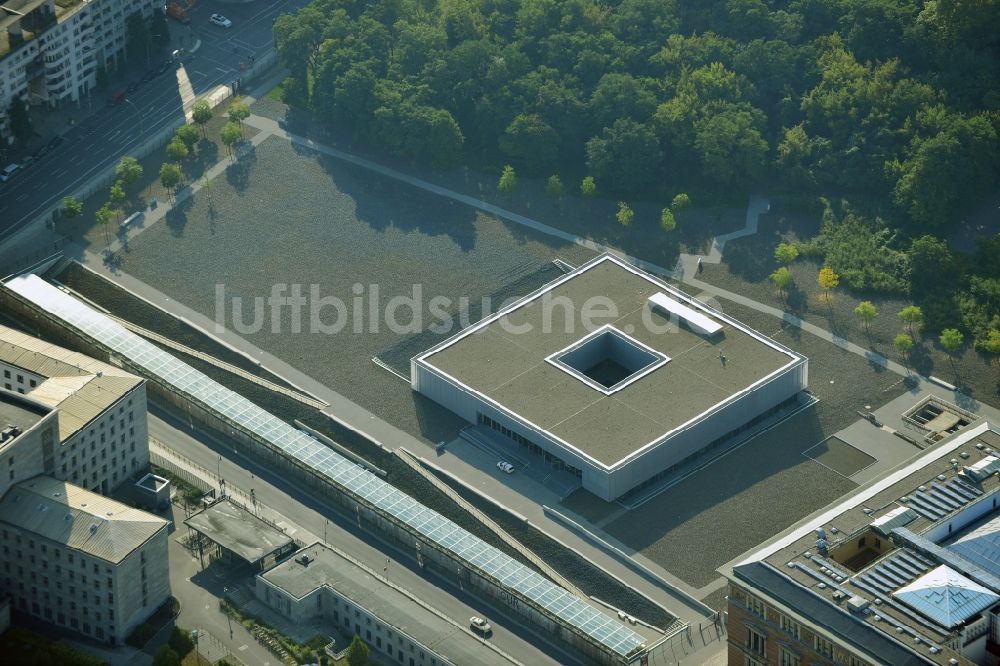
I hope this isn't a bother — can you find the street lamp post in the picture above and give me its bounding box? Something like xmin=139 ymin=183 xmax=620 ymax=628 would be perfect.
xmin=123 ymin=97 xmax=143 ymax=135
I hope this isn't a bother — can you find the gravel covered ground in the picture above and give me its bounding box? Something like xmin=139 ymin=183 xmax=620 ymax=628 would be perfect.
xmin=116 ymin=135 xmax=599 ymax=444
xmin=601 ymin=299 xmax=911 ymax=588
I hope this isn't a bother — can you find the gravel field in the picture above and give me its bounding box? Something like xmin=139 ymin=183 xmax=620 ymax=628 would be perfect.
xmin=249 ymin=92 xmax=748 ymax=269
xmin=601 ymin=299 xmax=911 ymax=588
xmin=116 ymin=135 xmax=598 ymax=443
xmin=699 ymin=208 xmax=999 ymax=405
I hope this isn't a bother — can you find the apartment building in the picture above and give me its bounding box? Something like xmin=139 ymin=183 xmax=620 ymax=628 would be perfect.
xmin=0 ymin=475 xmax=169 ymax=645
xmin=0 ymin=0 xmax=160 ymax=135
xmin=0 ymin=324 xmax=149 ymax=495
xmin=722 ymin=422 xmax=1000 ymax=666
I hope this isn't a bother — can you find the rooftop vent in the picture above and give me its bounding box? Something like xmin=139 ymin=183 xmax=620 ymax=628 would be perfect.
xmin=964 ymin=456 xmax=1000 ymax=483
xmin=847 ymin=596 xmax=870 ymax=614
xmin=871 ymin=506 xmax=919 ymax=535
xmin=89 ymin=523 xmax=98 ymax=534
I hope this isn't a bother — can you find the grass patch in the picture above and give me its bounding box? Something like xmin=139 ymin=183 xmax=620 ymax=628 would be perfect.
xmin=264 ymin=82 xmax=285 ymax=102
xmin=221 ymin=598 xmax=327 ymax=665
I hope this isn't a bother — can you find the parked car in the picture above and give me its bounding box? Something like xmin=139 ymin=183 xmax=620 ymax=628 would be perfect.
xmin=210 ymin=13 xmax=232 ymax=28
xmin=469 ymin=617 xmax=492 ymax=636
xmin=47 ymin=136 xmax=63 ymax=150
xmin=107 ymin=89 xmax=125 ymax=106
xmin=0 ymin=163 xmax=20 ymax=182
xmin=33 ymin=144 xmax=49 ymax=160
xmin=496 ymin=461 xmax=514 ymax=474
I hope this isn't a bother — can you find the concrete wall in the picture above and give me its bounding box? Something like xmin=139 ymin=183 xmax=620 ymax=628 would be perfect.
xmin=113 ymin=525 xmax=170 ymax=644
xmin=413 ymin=357 xmax=808 ymax=501
xmin=0 ymin=394 xmax=57 ymax=498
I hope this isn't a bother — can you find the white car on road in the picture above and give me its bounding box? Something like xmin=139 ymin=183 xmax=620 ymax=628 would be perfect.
xmin=469 ymin=616 xmax=492 ymax=635
xmin=496 ymin=461 xmax=514 ymax=474
xmin=210 ymin=13 xmax=233 ymax=28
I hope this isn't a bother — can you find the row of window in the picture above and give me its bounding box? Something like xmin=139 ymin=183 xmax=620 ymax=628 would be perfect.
xmin=743 ymin=592 xmax=867 ymax=666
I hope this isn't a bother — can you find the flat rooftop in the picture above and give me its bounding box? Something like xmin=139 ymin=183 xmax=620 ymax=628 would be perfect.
xmin=185 ymin=498 xmax=294 ymax=565
xmin=261 ymin=543 xmax=518 ymax=666
xmin=418 ymin=255 xmax=799 ymax=466
xmin=0 ymin=390 xmax=48 ymax=439
xmin=725 ymin=422 xmax=1000 ymax=666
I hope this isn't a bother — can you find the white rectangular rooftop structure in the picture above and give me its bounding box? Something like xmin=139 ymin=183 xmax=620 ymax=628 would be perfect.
xmin=647 ymin=292 xmax=723 ymax=336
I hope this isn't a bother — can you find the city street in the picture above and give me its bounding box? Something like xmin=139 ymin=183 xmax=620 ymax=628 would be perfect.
xmin=0 ymin=0 xmax=306 ymax=241
xmin=147 ymin=406 xmax=575 ymax=666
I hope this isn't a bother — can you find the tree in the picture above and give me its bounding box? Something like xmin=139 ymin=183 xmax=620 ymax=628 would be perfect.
xmin=770 ymin=267 xmax=794 ymax=297
xmin=581 ymin=176 xmax=597 ymax=200
xmin=818 ymin=267 xmax=840 ymax=301
xmin=854 ymin=301 xmax=878 ymax=333
xmin=227 ymin=98 xmax=250 ymax=132
xmin=152 ymin=645 xmax=181 ymax=666
xmin=346 ymin=636 xmax=370 ymax=666
xmin=545 ymin=175 xmax=564 ymax=200
xmin=774 ymin=242 xmax=799 ymax=266
xmin=898 ymin=305 xmax=924 ymax=336
xmin=660 ymin=208 xmax=677 ymax=233
xmin=116 ymin=156 xmax=143 ymax=187
xmin=894 ymin=333 xmax=914 ymax=358
xmin=585 ymin=119 xmax=662 ymax=194
xmin=940 ymin=327 xmax=965 ymax=374
xmin=220 ymin=122 xmax=242 ymax=158
xmin=109 ymin=181 xmax=126 ymax=219
xmin=61 ymin=196 xmax=83 ymax=219
xmin=175 ymin=124 xmax=200 ymax=150
xmin=8 ymin=97 xmax=33 ymax=144
xmin=160 ymin=162 xmax=182 ymax=197
xmin=167 ymin=138 xmax=189 ymax=162
xmin=616 ymin=201 xmax=634 ymax=228
xmin=982 ymin=329 xmax=1000 ymax=355
xmin=500 ymin=114 xmax=559 ymax=173
xmin=671 ymin=193 xmax=690 ymax=212
xmin=168 ymin=627 xmax=195 ymax=658
xmin=191 ymin=100 xmax=212 ymax=138
xmin=498 ymin=165 xmax=517 ymax=194
xmin=95 ymin=204 xmax=115 ymax=247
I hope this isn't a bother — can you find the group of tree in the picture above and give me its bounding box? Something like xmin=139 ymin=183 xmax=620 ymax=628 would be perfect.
xmin=773 ymin=200 xmax=999 ymax=358
xmin=273 ymin=0 xmax=998 ymax=213
xmin=151 ymin=627 xmax=195 ymax=666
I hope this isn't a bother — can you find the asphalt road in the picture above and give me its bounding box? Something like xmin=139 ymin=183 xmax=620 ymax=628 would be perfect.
xmin=147 ymin=406 xmax=578 ymax=666
xmin=0 ymin=0 xmax=305 ymax=241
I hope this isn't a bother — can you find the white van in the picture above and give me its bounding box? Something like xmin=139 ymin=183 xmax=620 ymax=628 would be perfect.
xmin=0 ymin=164 xmax=19 ymax=182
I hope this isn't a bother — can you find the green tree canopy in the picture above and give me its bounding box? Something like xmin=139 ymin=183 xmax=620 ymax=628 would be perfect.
xmin=346 ymin=636 xmax=370 ymax=666
xmin=498 ymin=165 xmax=517 ymax=193
xmin=774 ymin=242 xmax=799 ymax=266
xmin=580 ymin=176 xmax=597 ymax=199
xmin=894 ymin=333 xmax=914 ymax=357
xmin=61 ymin=196 xmax=83 ymax=219
xmin=175 ymin=124 xmax=200 ymax=150
xmin=585 ymin=119 xmax=661 ymax=194
xmin=940 ymin=328 xmax=964 ymax=354
xmin=660 ymin=208 xmax=677 ymax=233
xmin=770 ymin=266 xmax=794 ymax=294
xmin=116 ymin=156 xmax=143 ymax=187
xmin=616 ymin=201 xmax=634 ymax=228
xmin=670 ymin=193 xmax=690 ymax=212
xmin=220 ymin=122 xmax=243 ymax=155
xmin=545 ymin=174 xmax=564 ymax=199
xmin=191 ymin=100 xmax=213 ymax=137
xmin=166 ymin=138 xmax=189 ymax=162
xmin=854 ymin=300 xmax=878 ymax=332
xmin=160 ymin=162 xmax=182 ymax=193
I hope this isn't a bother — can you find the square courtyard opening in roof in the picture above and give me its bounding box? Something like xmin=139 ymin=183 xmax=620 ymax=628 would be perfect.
xmin=547 ymin=324 xmax=669 ymax=394
xmin=411 ymin=253 xmax=808 ymax=500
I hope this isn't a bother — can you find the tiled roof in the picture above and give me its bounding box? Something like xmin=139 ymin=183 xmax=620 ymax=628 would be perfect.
xmin=0 ymin=325 xmax=142 ymax=440
xmin=0 ymin=476 xmax=166 ymax=563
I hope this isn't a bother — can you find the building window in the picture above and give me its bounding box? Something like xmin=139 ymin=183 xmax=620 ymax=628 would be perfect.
xmin=779 ymin=646 xmax=800 ymax=666
xmin=780 ymin=614 xmax=800 ymax=640
xmin=814 ymin=634 xmax=834 ymax=659
xmin=747 ymin=627 xmax=766 ymax=656
xmin=747 ymin=595 xmax=766 ymax=620
xmin=848 ymin=657 xmax=869 ymax=666
xmin=744 ymin=659 xmax=764 ymax=666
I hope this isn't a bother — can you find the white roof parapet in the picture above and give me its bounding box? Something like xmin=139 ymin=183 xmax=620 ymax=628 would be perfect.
xmin=647 ymin=292 xmax=723 ymax=336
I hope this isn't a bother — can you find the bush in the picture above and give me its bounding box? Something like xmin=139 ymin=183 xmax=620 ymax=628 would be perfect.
xmin=169 ymin=627 xmax=195 ymax=658
xmin=813 ymin=203 xmax=909 ymax=293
